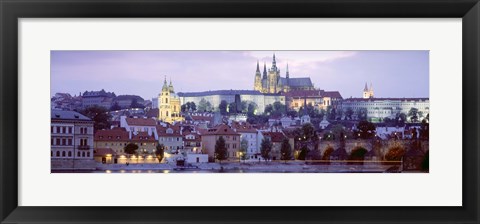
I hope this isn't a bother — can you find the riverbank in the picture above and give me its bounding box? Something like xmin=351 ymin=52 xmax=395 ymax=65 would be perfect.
xmin=94 ymin=162 xmax=399 ymax=173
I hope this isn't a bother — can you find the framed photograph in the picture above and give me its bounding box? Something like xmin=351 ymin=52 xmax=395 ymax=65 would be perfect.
xmin=1 ymin=0 xmax=479 ymax=223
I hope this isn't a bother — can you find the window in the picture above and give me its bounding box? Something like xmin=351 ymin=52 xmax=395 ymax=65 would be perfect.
xmin=87 ymin=152 xmax=90 ymax=157
xmin=62 ymin=139 xmax=66 ymax=145
xmin=68 ymin=151 xmax=72 ymax=157
xmin=62 ymin=151 xmax=66 ymax=157
xmin=82 ymin=152 xmax=86 ymax=157
xmin=51 ymin=151 xmax=53 ymax=156
xmin=62 ymin=127 xmax=66 ymax=134
xmin=56 ymin=127 xmax=60 ymax=133
xmin=78 ymin=151 xmax=80 ymax=157
xmin=56 ymin=151 xmax=60 ymax=157
xmin=68 ymin=127 xmax=72 ymax=133
xmin=51 ymin=138 xmax=54 ymax=145
xmin=51 ymin=126 xmax=54 ymax=133
xmin=68 ymin=139 xmax=72 ymax=146
xmin=56 ymin=138 xmax=60 ymax=145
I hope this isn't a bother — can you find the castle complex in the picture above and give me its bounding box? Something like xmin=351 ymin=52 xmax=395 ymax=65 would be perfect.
xmin=254 ymin=54 xmax=314 ymax=93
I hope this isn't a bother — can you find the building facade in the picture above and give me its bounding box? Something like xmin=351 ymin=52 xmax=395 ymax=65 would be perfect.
xmin=178 ymin=90 xmax=285 ymax=114
xmin=51 ymin=110 xmax=94 ymax=161
xmin=82 ymin=89 xmax=116 ymax=109
xmin=201 ymin=124 xmax=241 ymax=161
xmin=254 ymin=54 xmax=315 ymax=94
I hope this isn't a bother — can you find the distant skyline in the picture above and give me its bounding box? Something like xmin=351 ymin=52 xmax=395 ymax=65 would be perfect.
xmin=51 ymin=50 xmax=429 ymax=100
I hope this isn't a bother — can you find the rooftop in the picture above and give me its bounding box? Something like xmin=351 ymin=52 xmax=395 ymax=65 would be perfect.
xmin=51 ymin=110 xmax=91 ymax=121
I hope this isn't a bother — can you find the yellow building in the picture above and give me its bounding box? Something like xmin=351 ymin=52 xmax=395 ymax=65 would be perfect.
xmin=158 ymin=77 xmax=184 ymax=124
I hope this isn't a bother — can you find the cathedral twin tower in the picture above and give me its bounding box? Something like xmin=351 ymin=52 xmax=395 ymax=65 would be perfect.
xmin=254 ymin=54 xmax=314 ymax=94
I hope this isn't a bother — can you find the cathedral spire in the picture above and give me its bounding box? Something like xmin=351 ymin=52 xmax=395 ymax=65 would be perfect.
xmin=256 ymin=60 xmax=260 ymax=72
xmin=286 ymin=63 xmax=290 ymax=78
xmin=364 ymin=82 xmax=368 ymax=91
xmin=271 ymin=53 xmax=277 ymax=70
xmin=263 ymin=62 xmax=267 ymax=79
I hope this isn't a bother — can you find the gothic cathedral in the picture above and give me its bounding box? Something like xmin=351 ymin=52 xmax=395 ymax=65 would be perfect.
xmin=254 ymin=54 xmax=315 ymax=94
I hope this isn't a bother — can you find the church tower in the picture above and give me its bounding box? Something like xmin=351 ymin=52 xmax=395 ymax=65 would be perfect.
xmin=284 ymin=63 xmax=290 ymax=92
xmin=267 ymin=53 xmax=280 ymax=93
xmin=158 ymin=76 xmax=184 ymax=123
xmin=159 ymin=76 xmax=172 ymax=122
xmin=363 ymin=82 xmax=374 ymax=99
xmin=254 ymin=61 xmax=262 ymax=91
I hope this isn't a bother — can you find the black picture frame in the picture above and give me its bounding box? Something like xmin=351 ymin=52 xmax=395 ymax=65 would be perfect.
xmin=1 ymin=0 xmax=479 ymax=223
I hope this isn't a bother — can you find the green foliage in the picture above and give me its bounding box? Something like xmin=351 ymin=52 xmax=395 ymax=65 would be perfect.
xmin=280 ymin=138 xmax=292 ymax=162
xmin=124 ymin=143 xmax=139 ymax=155
xmin=356 ymin=108 xmax=368 ymax=121
xmin=301 ymin=123 xmax=315 ymax=141
xmin=260 ymin=137 xmax=272 ymax=162
xmin=246 ymin=102 xmax=257 ymax=117
xmin=197 ymin=98 xmax=212 ymax=112
xmin=246 ymin=114 xmax=269 ymax=125
xmin=130 ymin=99 xmax=144 ymax=109
xmin=357 ymin=120 xmax=376 ymax=139
xmin=109 ymin=102 xmax=121 ymax=111
xmin=408 ymin=107 xmax=419 ymax=122
xmin=345 ymin=107 xmax=354 ymax=120
xmin=219 ymin=100 xmax=228 ymax=115
xmin=155 ymin=144 xmax=165 ymax=162
xmin=79 ymin=105 xmax=111 ymax=132
xmin=265 ymin=102 xmax=286 ymax=116
xmin=215 ymin=136 xmax=228 ymax=163
xmin=420 ymin=119 xmax=429 ymax=140
xmin=181 ymin=102 xmax=197 ymax=112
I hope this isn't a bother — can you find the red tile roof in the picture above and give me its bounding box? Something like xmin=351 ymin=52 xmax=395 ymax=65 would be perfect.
xmin=95 ymin=128 xmax=129 ymax=141
xmin=156 ymin=125 xmax=182 ymax=137
xmin=131 ymin=131 xmax=156 ymax=142
xmin=262 ymin=132 xmax=287 ymax=143
xmin=202 ymin=124 xmax=240 ymax=136
xmin=126 ymin=117 xmax=156 ymax=126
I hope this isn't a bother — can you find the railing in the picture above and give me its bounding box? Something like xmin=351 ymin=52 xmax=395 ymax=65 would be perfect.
xmin=77 ymin=145 xmax=90 ymax=150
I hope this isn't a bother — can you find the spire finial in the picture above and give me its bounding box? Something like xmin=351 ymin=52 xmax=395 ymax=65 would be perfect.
xmin=256 ymin=60 xmax=260 ymax=72
xmin=364 ymin=82 xmax=368 ymax=91
xmin=164 ymin=75 xmax=167 ymax=84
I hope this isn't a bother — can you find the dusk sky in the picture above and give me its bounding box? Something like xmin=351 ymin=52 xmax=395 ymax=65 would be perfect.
xmin=51 ymin=51 xmax=429 ymax=100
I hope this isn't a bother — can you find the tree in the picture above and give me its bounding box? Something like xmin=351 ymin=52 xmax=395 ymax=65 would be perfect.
xmin=239 ymin=138 xmax=249 ymax=162
xmin=109 ymin=102 xmax=121 ymax=111
xmin=356 ymin=108 xmax=368 ymax=121
xmin=357 ymin=120 xmax=376 ymax=139
xmin=396 ymin=112 xmax=407 ymax=126
xmin=286 ymin=110 xmax=298 ymax=118
xmin=247 ymin=102 xmax=257 ymax=117
xmin=181 ymin=104 xmax=187 ymax=113
xmin=326 ymin=106 xmax=336 ymax=120
xmin=155 ymin=144 xmax=165 ymax=163
xmin=219 ymin=100 xmax=228 ymax=115
xmin=197 ymin=98 xmax=212 ymax=112
xmin=260 ymin=137 xmax=272 ymax=162
xmin=79 ymin=105 xmax=111 ymax=132
xmin=280 ymin=138 xmax=292 ymax=163
xmin=124 ymin=143 xmax=139 ymax=155
xmin=345 ymin=107 xmax=354 ymax=120
xmin=130 ymin=99 xmax=144 ymax=109
xmin=408 ymin=108 xmax=419 ymax=122
xmin=187 ymin=102 xmax=196 ymax=112
xmin=214 ymin=136 xmax=228 ymax=163
xmin=228 ymin=102 xmax=237 ymax=114
xmin=301 ymin=123 xmax=315 ymax=141
xmin=331 ymin=124 xmax=346 ymax=140
xmin=420 ymin=118 xmax=429 ymax=140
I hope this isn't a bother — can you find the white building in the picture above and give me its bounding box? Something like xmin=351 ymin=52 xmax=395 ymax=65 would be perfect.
xmin=119 ymin=116 xmax=158 ymax=139
xmin=177 ymin=90 xmax=285 ymax=114
xmin=232 ymin=125 xmax=259 ymax=159
xmin=339 ymin=98 xmax=429 ymax=122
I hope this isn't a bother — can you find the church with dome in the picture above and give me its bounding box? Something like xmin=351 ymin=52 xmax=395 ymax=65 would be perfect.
xmin=254 ymin=54 xmax=315 ymax=94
